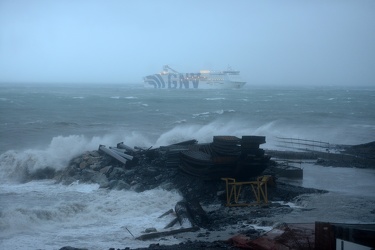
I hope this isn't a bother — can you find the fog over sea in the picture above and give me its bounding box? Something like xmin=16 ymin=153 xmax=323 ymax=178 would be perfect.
xmin=1 ymin=83 xmax=374 ymax=249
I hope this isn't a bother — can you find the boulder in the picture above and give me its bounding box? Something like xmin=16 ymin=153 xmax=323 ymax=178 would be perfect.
xmin=108 ymin=180 xmax=131 ymax=190
xmin=81 ymin=169 xmax=108 ymax=188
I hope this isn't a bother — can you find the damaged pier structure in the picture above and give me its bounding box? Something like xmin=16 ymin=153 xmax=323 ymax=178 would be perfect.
xmin=166 ymin=135 xmax=271 ymax=180
xmin=99 ymin=135 xmax=271 ymax=181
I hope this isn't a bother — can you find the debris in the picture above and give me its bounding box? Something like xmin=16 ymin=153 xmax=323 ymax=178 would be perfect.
xmin=125 ymin=227 xmax=135 ymax=238
xmin=136 ymin=227 xmax=200 ymax=241
xmin=158 ymin=209 xmax=174 ymax=218
xmin=175 ymin=201 xmax=193 ymax=228
xmin=109 ymin=147 xmax=134 ymax=160
xmin=164 ymin=218 xmax=179 ymax=229
xmin=98 ymin=145 xmax=127 ymax=165
xmin=178 ymin=136 xmax=271 ymax=180
xmin=117 ymin=142 xmax=136 ymax=154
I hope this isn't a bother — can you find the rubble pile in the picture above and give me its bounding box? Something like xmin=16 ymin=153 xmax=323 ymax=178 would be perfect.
xmin=54 ymin=136 xmax=322 ymax=205
xmin=55 ymin=143 xmax=225 ymax=203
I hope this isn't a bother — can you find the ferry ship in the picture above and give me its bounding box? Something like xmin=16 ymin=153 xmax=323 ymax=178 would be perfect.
xmin=143 ymin=65 xmax=246 ymax=89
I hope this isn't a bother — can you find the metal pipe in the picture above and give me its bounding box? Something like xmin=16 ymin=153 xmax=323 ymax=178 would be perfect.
xmin=109 ymin=147 xmax=126 ymax=154
xmin=99 ymin=145 xmax=127 ymax=164
xmin=117 ymin=142 xmax=135 ymax=153
xmin=109 ymin=147 xmax=134 ymax=160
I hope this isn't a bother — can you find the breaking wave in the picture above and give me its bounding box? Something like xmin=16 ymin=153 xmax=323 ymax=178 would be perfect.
xmin=205 ymin=97 xmax=226 ymax=101
xmin=192 ymin=109 xmax=235 ymax=118
xmin=0 ymin=132 xmax=153 ymax=182
xmin=0 ymin=115 xmax=370 ymax=182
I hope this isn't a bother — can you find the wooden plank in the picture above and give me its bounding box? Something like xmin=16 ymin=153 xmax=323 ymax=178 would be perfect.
xmin=136 ymin=227 xmax=200 ymax=241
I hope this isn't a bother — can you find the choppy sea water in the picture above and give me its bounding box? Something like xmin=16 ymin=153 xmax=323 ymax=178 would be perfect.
xmin=0 ymin=83 xmax=374 ymax=249
xmin=277 ymin=163 xmax=375 ymax=223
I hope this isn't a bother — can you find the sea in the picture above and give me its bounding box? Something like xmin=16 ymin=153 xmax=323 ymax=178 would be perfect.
xmin=0 ymin=83 xmax=374 ymax=249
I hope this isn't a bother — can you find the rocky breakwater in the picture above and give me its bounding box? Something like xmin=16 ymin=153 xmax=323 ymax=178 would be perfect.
xmin=56 ymin=139 xmax=241 ymax=202
xmin=54 ymin=144 xmax=176 ymax=193
xmin=54 ymin=136 xmax=322 ymax=208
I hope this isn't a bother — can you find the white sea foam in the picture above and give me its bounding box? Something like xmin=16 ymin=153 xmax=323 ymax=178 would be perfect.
xmin=205 ymin=97 xmax=226 ymax=101
xmin=273 ymin=201 xmax=303 ymax=209
xmin=0 ymin=181 xmax=183 ymax=250
xmin=173 ymin=119 xmax=187 ymax=124
xmin=192 ymin=109 xmax=235 ymax=118
xmin=192 ymin=111 xmax=210 ymax=118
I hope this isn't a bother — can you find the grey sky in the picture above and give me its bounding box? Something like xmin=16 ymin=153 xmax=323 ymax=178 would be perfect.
xmin=1 ymin=0 xmax=374 ymax=85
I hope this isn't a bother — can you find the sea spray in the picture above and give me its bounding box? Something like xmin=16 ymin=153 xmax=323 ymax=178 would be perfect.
xmin=154 ymin=118 xmax=278 ymax=147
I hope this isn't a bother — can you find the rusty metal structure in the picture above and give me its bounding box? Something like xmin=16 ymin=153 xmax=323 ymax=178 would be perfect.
xmin=221 ymin=175 xmax=272 ymax=206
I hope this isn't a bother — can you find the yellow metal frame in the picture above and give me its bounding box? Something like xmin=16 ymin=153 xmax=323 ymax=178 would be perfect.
xmin=221 ymin=175 xmax=271 ymax=206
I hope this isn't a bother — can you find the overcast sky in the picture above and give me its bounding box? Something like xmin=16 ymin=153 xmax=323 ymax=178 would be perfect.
xmin=1 ymin=0 xmax=374 ymax=85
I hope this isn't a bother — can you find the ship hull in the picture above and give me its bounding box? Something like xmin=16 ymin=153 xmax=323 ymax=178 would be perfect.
xmin=144 ymin=66 xmax=246 ymax=89
xmin=144 ymin=80 xmax=245 ymax=89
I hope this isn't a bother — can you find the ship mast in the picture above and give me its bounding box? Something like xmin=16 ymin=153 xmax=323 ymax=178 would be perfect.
xmin=163 ymin=65 xmax=179 ymax=73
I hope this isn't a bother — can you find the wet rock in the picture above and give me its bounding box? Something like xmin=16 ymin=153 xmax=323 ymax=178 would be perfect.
xmin=59 ymin=247 xmax=88 ymax=250
xmin=81 ymin=169 xmax=108 ymax=188
xmin=79 ymin=162 xmax=87 ymax=169
xmin=143 ymin=167 xmax=158 ymax=176
xmin=108 ymin=180 xmax=130 ymax=190
xmin=88 ymin=151 xmax=100 ymax=157
xmin=124 ymin=169 xmax=136 ymax=177
xmin=131 ymin=183 xmax=145 ymax=192
xmin=71 ymin=156 xmax=82 ymax=165
xmin=100 ymin=165 xmax=112 ymax=174
xmin=159 ymin=182 xmax=174 ymax=190
xmin=89 ymin=163 xmax=101 ymax=170
xmin=85 ymin=156 xmax=97 ymax=166
xmin=154 ymin=174 xmax=163 ymax=181
xmin=62 ymin=165 xmax=78 ymax=176
xmin=109 ymin=167 xmax=125 ymax=179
